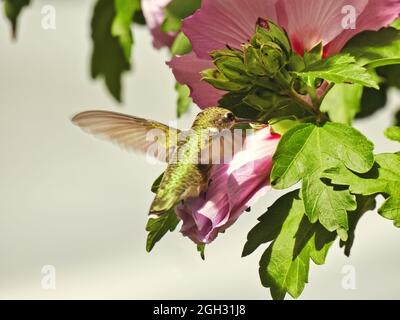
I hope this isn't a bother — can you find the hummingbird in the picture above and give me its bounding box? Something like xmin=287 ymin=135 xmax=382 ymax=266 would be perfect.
xmin=72 ymin=107 xmax=252 ymax=218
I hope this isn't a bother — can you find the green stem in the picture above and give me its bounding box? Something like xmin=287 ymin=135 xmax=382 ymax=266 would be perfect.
xmin=307 ymin=86 xmax=320 ymax=110
xmin=288 ymin=87 xmax=316 ymax=116
xmin=288 ymin=87 xmax=328 ymax=123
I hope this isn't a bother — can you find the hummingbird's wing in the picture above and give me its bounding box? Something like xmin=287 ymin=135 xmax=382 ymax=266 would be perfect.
xmin=72 ymin=110 xmax=180 ymax=162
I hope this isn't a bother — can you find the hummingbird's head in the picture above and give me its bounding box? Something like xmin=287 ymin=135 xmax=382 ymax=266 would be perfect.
xmin=193 ymin=107 xmax=252 ymax=131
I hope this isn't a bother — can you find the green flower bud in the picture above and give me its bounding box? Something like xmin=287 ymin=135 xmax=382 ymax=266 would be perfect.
xmin=201 ymin=68 xmax=251 ymax=91
xmin=244 ymin=88 xmax=292 ymax=111
xmin=243 ymin=45 xmax=268 ymax=76
xmin=214 ymin=55 xmax=252 ymax=83
xmin=259 ymin=42 xmax=286 ymax=76
xmin=253 ymin=19 xmax=291 ymax=58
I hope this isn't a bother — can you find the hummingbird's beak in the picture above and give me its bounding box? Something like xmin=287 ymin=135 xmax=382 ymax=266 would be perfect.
xmin=235 ymin=117 xmax=254 ymax=124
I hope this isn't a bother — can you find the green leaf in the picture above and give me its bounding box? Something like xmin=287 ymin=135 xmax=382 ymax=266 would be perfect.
xmin=320 ymin=84 xmax=363 ymax=124
xmin=3 ymin=0 xmax=30 ymax=38
xmin=392 ymin=19 xmax=400 ymax=30
xmin=385 ymin=126 xmax=400 ymax=142
xmin=197 ymin=244 xmax=206 ymax=260
xmin=343 ymin=28 xmax=400 ymax=68
xmin=176 ymin=83 xmax=192 ymax=118
xmin=271 ymin=123 xmax=375 ymax=239
xmin=146 ymin=208 xmax=180 ymax=252
xmin=243 ymin=190 xmax=336 ymax=299
xmin=243 ymin=89 xmax=292 ymax=113
xmin=379 ymin=64 xmax=400 ymax=89
xmin=133 ymin=9 xmax=146 ymax=25
xmin=323 ymin=153 xmax=400 ymax=228
xmin=292 ymin=54 xmax=379 ymax=89
xmin=171 ymin=32 xmax=192 ymax=56
xmin=340 ymin=196 xmax=376 ymax=257
xmin=356 ymin=86 xmax=388 ymax=119
xmin=162 ymin=0 xmax=201 ymax=32
xmin=269 ymin=118 xmax=301 ymax=136
xmin=111 ymin=0 xmax=140 ymax=62
xmin=303 ymin=42 xmax=323 ymax=66
xmin=161 ymin=13 xmax=181 ymax=33
xmin=91 ymin=0 xmax=132 ymax=102
xmin=218 ymin=92 xmax=260 ymax=120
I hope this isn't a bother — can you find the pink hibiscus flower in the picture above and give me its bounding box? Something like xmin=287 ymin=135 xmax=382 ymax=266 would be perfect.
xmin=168 ymin=0 xmax=400 ymax=108
xmin=176 ymin=127 xmax=280 ymax=244
xmin=141 ymin=0 xmax=177 ymax=48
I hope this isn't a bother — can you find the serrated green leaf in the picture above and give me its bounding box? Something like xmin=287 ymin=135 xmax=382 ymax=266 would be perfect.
xmin=91 ymin=0 xmax=131 ymax=102
xmin=272 ymin=123 xmax=375 ymax=187
xmin=3 ymin=0 xmax=30 ymax=38
xmin=385 ymin=126 xmax=400 ymax=142
xmin=271 ymin=123 xmax=374 ymax=238
xmin=244 ymin=190 xmax=336 ymax=299
xmin=176 ymin=83 xmax=192 ymax=118
xmin=322 ymin=153 xmax=400 ymax=228
xmin=292 ymin=54 xmax=379 ymax=89
xmin=343 ymin=28 xmax=400 ymax=68
xmin=146 ymin=208 xmax=180 ymax=252
xmin=320 ymin=83 xmax=363 ymax=124
xmin=112 ymin=0 xmax=140 ymax=62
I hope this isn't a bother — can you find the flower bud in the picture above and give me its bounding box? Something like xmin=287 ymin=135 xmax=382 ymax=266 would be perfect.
xmin=201 ymin=68 xmax=251 ymax=91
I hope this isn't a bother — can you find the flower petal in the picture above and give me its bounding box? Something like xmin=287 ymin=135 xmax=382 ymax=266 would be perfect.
xmin=142 ymin=0 xmax=177 ymax=48
xmin=227 ymin=128 xmax=279 ymax=222
xmin=276 ymin=0 xmax=368 ymax=55
xmin=183 ymin=0 xmax=279 ymax=59
xmin=167 ymin=53 xmax=225 ymax=108
xmin=175 ymin=128 xmax=280 ymax=244
xmin=326 ymin=0 xmax=400 ymax=55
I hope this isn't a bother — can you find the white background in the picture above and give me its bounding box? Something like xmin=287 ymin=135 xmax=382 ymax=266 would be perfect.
xmin=0 ymin=0 xmax=399 ymax=299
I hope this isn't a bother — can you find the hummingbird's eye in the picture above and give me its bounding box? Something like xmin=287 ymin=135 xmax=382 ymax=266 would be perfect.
xmin=224 ymin=112 xmax=235 ymax=122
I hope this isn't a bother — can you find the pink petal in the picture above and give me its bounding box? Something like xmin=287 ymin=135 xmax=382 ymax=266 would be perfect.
xmin=176 ymin=164 xmax=231 ymax=243
xmin=183 ymin=0 xmax=279 ymax=59
xmin=228 ymin=128 xmax=279 ymax=173
xmin=167 ymin=53 xmax=225 ymax=108
xmin=175 ymin=128 xmax=280 ymax=244
xmin=326 ymin=0 xmax=400 ymax=55
xmin=142 ymin=0 xmax=177 ymax=48
xmin=227 ymin=128 xmax=280 ymax=222
xmin=276 ymin=0 xmax=368 ymax=55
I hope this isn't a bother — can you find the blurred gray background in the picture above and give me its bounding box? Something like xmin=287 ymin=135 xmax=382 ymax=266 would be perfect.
xmin=0 ymin=0 xmax=399 ymax=299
